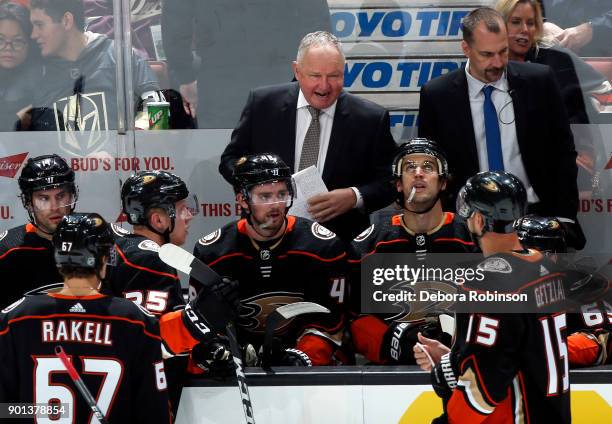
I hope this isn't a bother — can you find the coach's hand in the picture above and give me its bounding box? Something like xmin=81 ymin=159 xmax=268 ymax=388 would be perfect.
xmin=308 ymin=188 xmax=356 ymax=223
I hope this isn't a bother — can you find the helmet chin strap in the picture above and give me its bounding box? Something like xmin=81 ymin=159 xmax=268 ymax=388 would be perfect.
xmin=145 ymin=219 xmax=174 ymax=245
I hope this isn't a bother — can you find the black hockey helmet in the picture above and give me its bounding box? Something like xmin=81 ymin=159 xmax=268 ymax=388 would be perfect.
xmin=233 ymin=154 xmax=295 ymax=205
xmin=514 ymin=215 xmax=567 ymax=253
xmin=18 ymin=154 xmax=76 ymax=196
xmin=18 ymin=154 xmax=78 ymax=228
xmin=456 ymin=171 xmax=527 ymax=234
xmin=53 ymin=213 xmax=114 ymax=270
xmin=392 ymin=138 xmax=449 ymax=178
xmin=121 ymin=170 xmax=189 ymax=226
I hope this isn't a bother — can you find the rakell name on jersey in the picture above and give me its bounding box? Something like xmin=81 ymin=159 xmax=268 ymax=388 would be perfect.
xmin=533 ymin=278 xmax=565 ymax=308
xmin=41 ymin=320 xmax=112 ymax=346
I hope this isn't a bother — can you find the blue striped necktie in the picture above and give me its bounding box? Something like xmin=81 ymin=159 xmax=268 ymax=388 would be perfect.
xmin=482 ymin=85 xmax=504 ymax=171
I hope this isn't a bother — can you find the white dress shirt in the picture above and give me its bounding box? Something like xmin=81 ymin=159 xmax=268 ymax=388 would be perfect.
xmin=294 ymin=89 xmax=363 ymax=208
xmin=465 ymin=60 xmax=540 ymax=203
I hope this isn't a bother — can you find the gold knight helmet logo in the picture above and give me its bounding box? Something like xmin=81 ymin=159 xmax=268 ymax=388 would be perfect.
xmin=54 ymin=92 xmax=110 ymax=156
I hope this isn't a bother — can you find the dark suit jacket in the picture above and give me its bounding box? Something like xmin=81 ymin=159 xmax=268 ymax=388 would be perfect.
xmin=418 ymin=61 xmax=579 ymax=224
xmin=219 ymin=82 xmax=397 ymax=240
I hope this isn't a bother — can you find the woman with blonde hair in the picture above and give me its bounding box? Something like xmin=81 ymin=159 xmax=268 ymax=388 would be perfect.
xmin=495 ymin=0 xmax=610 ymax=123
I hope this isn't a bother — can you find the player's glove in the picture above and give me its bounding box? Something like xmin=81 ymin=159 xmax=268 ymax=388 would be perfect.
xmin=188 ymin=280 xmax=239 ymax=335
xmin=262 ymin=337 xmax=313 ymax=367
xmin=381 ymin=319 xmax=445 ymax=364
xmin=192 ymin=338 xmax=235 ymax=378
xmin=277 ymin=348 xmax=313 ymax=366
xmin=211 ymin=277 xmax=241 ymax=312
xmin=431 ymin=352 xmax=457 ymax=400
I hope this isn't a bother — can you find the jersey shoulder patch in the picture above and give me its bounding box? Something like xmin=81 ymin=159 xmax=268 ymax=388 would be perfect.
xmin=1 ymin=297 xmax=26 ymax=314
xmin=354 ymin=224 xmax=375 ymax=242
xmin=138 ymin=239 xmax=161 ymax=252
xmin=110 ymin=223 xmax=131 ymax=237
xmin=198 ymin=229 xmax=222 ymax=246
xmin=477 ymin=256 xmax=513 ymax=274
xmin=311 ymin=222 xmax=336 ymax=240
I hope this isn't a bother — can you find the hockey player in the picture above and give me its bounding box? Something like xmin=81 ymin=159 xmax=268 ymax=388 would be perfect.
xmin=0 ymin=213 xmax=171 ymax=423
xmin=515 ymin=215 xmax=611 ymax=367
xmin=192 ymin=154 xmax=347 ymax=366
xmin=348 ymin=138 xmax=476 ymax=364
xmin=416 ymin=172 xmax=572 ymax=423
xmin=0 ymin=154 xmax=77 ymax=305
xmin=104 ymin=170 xmax=194 ymax=315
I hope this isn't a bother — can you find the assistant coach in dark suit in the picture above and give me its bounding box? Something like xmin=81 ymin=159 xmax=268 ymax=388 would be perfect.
xmin=418 ymin=7 xmax=584 ymax=248
xmin=220 ymin=31 xmax=397 ymax=240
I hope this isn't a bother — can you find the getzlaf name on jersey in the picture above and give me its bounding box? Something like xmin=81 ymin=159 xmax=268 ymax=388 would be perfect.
xmin=0 ymin=293 xmax=171 ymax=423
xmin=192 ymin=216 xmax=347 ymax=364
xmin=347 ymin=212 xmax=476 ymax=363
xmin=437 ymin=250 xmax=571 ymax=423
xmin=103 ymin=232 xmax=185 ymax=315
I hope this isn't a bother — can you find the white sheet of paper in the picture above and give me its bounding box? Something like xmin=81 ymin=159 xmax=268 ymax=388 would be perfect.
xmin=291 ymin=166 xmax=328 ymax=220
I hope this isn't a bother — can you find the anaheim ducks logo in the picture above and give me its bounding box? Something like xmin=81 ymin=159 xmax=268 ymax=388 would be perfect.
xmin=354 ymin=224 xmax=375 ymax=242
xmin=91 ymin=217 xmax=104 ymax=227
xmin=236 ymin=157 xmax=247 ymax=166
xmin=481 ymin=180 xmax=500 ymax=192
xmin=239 ymin=292 xmax=304 ymax=334
xmin=385 ymin=280 xmax=457 ymax=323
xmin=142 ymin=175 xmax=156 ymax=184
xmin=548 ymin=220 xmax=560 ymax=230
xmin=198 ymin=229 xmax=221 ymax=246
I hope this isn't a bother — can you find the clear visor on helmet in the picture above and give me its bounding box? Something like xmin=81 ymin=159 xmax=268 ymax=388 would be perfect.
xmin=176 ymin=194 xmax=200 ymax=220
xmin=403 ymin=159 xmax=439 ymax=175
xmin=31 ymin=188 xmax=76 ymax=211
xmin=456 ymin=187 xmax=474 ymax=219
xmin=247 ymin=179 xmax=296 ymax=206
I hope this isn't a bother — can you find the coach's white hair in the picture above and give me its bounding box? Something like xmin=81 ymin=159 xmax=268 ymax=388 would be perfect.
xmin=296 ymin=31 xmax=345 ymax=63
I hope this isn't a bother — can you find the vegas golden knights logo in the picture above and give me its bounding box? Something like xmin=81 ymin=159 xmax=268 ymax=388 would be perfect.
xmin=53 ymin=92 xmax=110 ymax=156
xmin=239 ymin=293 xmax=304 ymax=334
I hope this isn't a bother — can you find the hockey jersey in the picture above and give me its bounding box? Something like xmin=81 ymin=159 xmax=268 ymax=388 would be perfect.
xmin=104 ymin=233 xmax=185 ymax=315
xmin=0 ymin=293 xmax=171 ymax=423
xmin=192 ymin=216 xmax=347 ymax=365
xmin=0 ymin=224 xmax=62 ymax=306
xmin=436 ymin=250 xmax=571 ymax=424
xmin=348 ymin=212 xmax=476 ymax=363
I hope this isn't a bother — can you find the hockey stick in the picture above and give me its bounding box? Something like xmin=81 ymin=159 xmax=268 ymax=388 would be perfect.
xmin=55 ymin=345 xmax=109 ymax=424
xmin=262 ymin=302 xmax=330 ymax=370
xmin=158 ymin=243 xmax=255 ymax=424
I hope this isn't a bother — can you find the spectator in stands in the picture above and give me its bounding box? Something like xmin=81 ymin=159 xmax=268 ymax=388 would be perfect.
xmin=0 ymin=1 xmax=41 ymax=131
xmin=161 ymin=0 xmax=331 ymax=128
xmin=541 ymin=0 xmax=612 ymax=57
xmin=25 ymin=0 xmax=160 ymax=132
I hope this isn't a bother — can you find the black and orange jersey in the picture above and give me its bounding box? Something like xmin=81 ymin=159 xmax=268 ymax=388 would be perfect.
xmin=350 ymin=212 xmax=477 ymax=261
xmin=192 ymin=216 xmax=347 ymax=365
xmin=438 ymin=250 xmax=570 ymax=424
xmin=0 ymin=224 xmax=62 ymax=306
xmin=104 ymin=233 xmax=185 ymax=315
xmin=347 ymin=212 xmax=476 ymax=363
xmin=0 ymin=293 xmax=171 ymax=423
